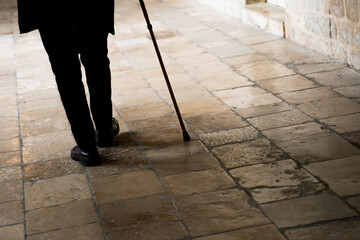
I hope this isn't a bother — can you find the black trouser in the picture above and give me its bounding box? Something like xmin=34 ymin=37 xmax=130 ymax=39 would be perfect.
xmin=39 ymin=26 xmax=112 ymax=152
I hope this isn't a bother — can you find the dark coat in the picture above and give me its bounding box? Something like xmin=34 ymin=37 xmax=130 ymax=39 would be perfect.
xmin=17 ymin=0 xmax=115 ymax=34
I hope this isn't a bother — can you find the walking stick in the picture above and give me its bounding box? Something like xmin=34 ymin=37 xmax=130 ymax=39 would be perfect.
xmin=139 ymin=0 xmax=191 ymax=142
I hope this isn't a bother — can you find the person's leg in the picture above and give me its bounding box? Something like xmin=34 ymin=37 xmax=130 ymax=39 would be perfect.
xmin=38 ymin=27 xmax=98 ymax=154
xmin=77 ymin=29 xmax=116 ymax=146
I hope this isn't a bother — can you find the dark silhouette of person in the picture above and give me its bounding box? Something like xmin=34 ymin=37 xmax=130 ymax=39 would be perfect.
xmin=17 ymin=0 xmax=119 ymax=166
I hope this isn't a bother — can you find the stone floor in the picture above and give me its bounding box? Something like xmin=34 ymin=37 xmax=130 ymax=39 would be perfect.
xmin=1 ymin=0 xmax=360 ymax=239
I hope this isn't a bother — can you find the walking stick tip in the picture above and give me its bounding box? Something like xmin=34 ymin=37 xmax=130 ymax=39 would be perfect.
xmin=183 ymin=131 xmax=191 ymax=142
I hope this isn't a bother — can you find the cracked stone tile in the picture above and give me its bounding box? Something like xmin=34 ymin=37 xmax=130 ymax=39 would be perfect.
xmin=0 ymin=126 xmax=19 ymax=140
xmin=321 ymin=113 xmax=360 ymax=133
xmin=91 ymin=170 xmax=164 ymax=204
xmin=184 ymin=110 xmax=248 ymax=134
xmin=248 ymin=110 xmax=312 ymax=130
xmin=199 ymin=126 xmax=259 ymax=147
xmin=87 ymin=153 xmax=149 ymax=179
xmin=277 ymin=132 xmax=360 ymax=164
xmin=24 ymin=158 xmax=84 ymax=182
xmin=152 ymin=153 xmax=220 ymax=176
xmin=212 ymin=138 xmax=288 ymax=169
xmin=297 ymin=97 xmax=360 ymax=119
xmin=230 ymin=159 xmax=319 ymax=189
xmin=240 ymin=32 xmax=281 ymax=45
xmin=278 ymin=87 xmax=339 ymax=104
xmin=223 ymin=53 xmax=270 ymax=66
xmin=0 ymin=151 xmax=21 ymax=168
xmin=261 ymin=193 xmax=357 ymax=228
xmin=285 ymin=220 xmax=360 ymax=240
xmin=0 ymin=138 xmax=20 ymax=154
xmin=214 ymin=86 xmax=281 ymax=110
xmin=235 ymin=60 xmax=295 ymax=81
xmin=343 ymin=131 xmax=360 ymax=148
xmin=292 ymin=62 xmax=344 ymax=75
xmin=0 ymin=201 xmax=24 ymax=226
xmin=0 ymin=224 xmax=24 ymax=240
xmin=27 ymin=223 xmax=104 ymax=240
xmin=175 ymin=189 xmax=270 ymax=237
xmin=196 ymin=225 xmax=286 ymax=240
xmin=258 ymin=75 xmax=316 ymax=94
xmin=236 ymin=102 xmax=293 ymax=118
xmin=0 ymin=180 xmax=23 ymax=204
xmin=163 ymin=168 xmax=235 ymax=197
xmin=108 ymin=222 xmax=188 ymax=240
xmin=305 ymin=156 xmax=360 ymax=197
xmin=347 ymin=196 xmax=360 ymax=212
xmin=334 ymin=85 xmax=360 ymax=98
xmin=22 ymin=130 xmax=75 ymax=164
xmin=26 ymin=199 xmax=97 ymax=235
xmin=262 ymin=122 xmax=326 ymax=143
xmin=145 ymin=141 xmax=208 ymax=162
xmin=101 ymin=195 xmax=178 ymax=232
xmin=307 ymin=68 xmax=360 ymax=88
xmin=25 ymin=174 xmax=91 ymax=211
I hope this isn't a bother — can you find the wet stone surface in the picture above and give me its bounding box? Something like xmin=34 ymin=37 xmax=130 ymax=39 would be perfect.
xmin=212 ymin=138 xmax=288 ymax=169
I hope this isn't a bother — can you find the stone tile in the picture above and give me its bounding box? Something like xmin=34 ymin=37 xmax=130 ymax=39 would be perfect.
xmin=27 ymin=223 xmax=104 ymax=240
xmin=178 ymin=98 xmax=229 ymax=117
xmin=261 ymin=193 xmax=357 ymax=228
xmin=215 ymin=86 xmax=281 ymax=110
xmin=22 ymin=130 xmax=75 ymax=164
xmin=24 ymin=158 xmax=84 ymax=182
xmin=305 ymin=156 xmax=360 ymax=197
xmin=307 ymin=68 xmax=360 ymax=88
xmin=112 ymin=87 xmax=163 ymax=108
xmin=236 ymin=102 xmax=293 ymax=118
xmin=0 ymin=93 xmax=17 ymax=108
xmin=119 ymin=102 xmax=173 ymax=122
xmin=196 ymin=225 xmax=286 ymax=240
xmin=292 ymin=62 xmax=344 ymax=74
xmin=184 ymin=110 xmax=248 ymax=134
xmin=347 ymin=196 xmax=360 ymax=212
xmin=263 ymin=122 xmax=326 ymax=143
xmin=0 ymin=138 xmax=20 ymax=153
xmin=199 ymin=72 xmax=253 ymax=92
xmin=248 ymin=110 xmax=312 ymax=130
xmin=199 ymin=126 xmax=259 ymax=147
xmin=0 ymin=151 xmax=21 ymax=167
xmin=208 ymin=43 xmax=256 ymax=58
xmin=334 ymin=85 xmax=360 ymax=98
xmin=157 ymin=83 xmax=212 ymax=104
xmin=19 ymin=98 xmax=62 ymax=113
xmin=176 ymin=53 xmax=219 ymax=66
xmin=128 ymin=114 xmax=179 ymax=132
xmin=20 ymin=106 xmax=65 ymax=122
xmin=152 ymin=153 xmax=220 ymax=176
xmin=236 ymin=61 xmax=295 ymax=81
xmin=230 ymin=159 xmax=319 ymax=189
xmin=250 ymin=182 xmax=326 ymax=204
xmin=101 ymin=195 xmax=178 ymax=232
xmin=278 ymin=87 xmax=339 ymax=104
xmin=134 ymin=127 xmax=197 ymax=149
xmin=297 ymin=97 xmax=360 ymax=119
xmin=278 ymin=132 xmax=360 ymax=164
xmin=0 ymin=166 xmax=22 ymax=183
xmin=258 ymin=75 xmax=316 ymax=94
xmin=213 ymin=138 xmax=288 ymax=169
xmin=0 ymin=180 xmax=23 ymax=203
xmin=0 ymin=126 xmax=19 ymax=140
xmin=175 ymin=189 xmax=270 ymax=237
xmin=104 ymin=132 xmax=141 ymax=156
xmin=223 ymin=53 xmax=270 ymax=66
xmin=88 ymin=153 xmax=149 ymax=179
xmin=0 ymin=105 xmax=18 ymax=117
xmin=91 ymin=170 xmax=164 ymax=204
xmin=21 ymin=116 xmax=69 ymax=137
xmin=0 ymin=201 xmax=24 ymax=226
xmin=108 ymin=222 xmax=188 ymax=240
xmin=240 ymin=32 xmax=281 ymax=45
xmin=185 ymin=61 xmax=232 ymax=81
xmin=0 ymin=115 xmax=18 ymax=129
xmin=343 ymin=131 xmax=360 ymax=148
xmin=321 ymin=113 xmax=360 ymax=133
xmin=145 ymin=140 xmax=208 ymax=161
xmin=285 ymin=220 xmax=360 ymax=240
xmin=26 ymin=199 xmax=97 ymax=235
xmin=24 ymin=174 xmax=91 ymax=210
xmin=163 ymin=168 xmax=235 ymax=197
xmin=0 ymin=224 xmax=24 ymax=240
xmin=17 ymin=88 xmax=59 ymax=103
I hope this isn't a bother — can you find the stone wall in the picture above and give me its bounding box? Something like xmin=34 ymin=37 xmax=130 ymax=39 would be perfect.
xmin=286 ymin=0 xmax=360 ymax=70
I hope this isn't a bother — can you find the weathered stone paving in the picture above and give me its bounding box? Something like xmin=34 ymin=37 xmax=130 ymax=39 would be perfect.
xmin=0 ymin=0 xmax=359 ymax=239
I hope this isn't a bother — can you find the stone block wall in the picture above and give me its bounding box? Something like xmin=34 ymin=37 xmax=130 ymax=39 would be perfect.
xmin=286 ymin=0 xmax=360 ymax=69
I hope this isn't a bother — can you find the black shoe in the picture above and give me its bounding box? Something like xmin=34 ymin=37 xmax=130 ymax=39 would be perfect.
xmin=71 ymin=146 xmax=101 ymax=167
xmin=96 ymin=118 xmax=120 ymax=148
